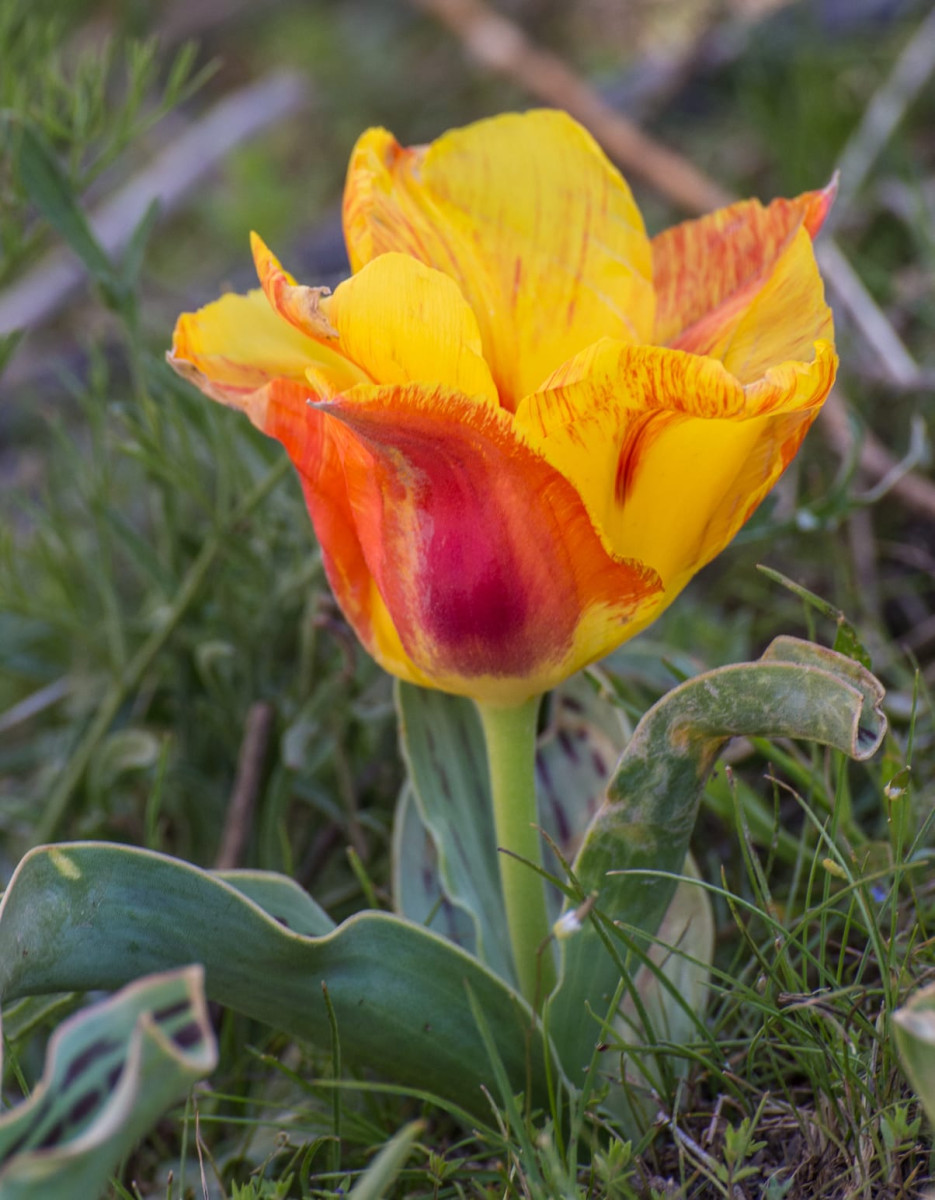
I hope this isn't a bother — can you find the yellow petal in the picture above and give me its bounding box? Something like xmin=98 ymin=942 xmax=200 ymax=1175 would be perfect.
xmin=516 ymin=341 xmax=836 ymax=595
xmin=172 ymin=289 xmax=317 ymax=390
xmin=606 ymin=405 xmax=813 ymax=601
xmin=169 ymin=273 xmax=381 ymax=424
xmin=711 ymin=227 xmax=834 ymax=385
xmin=249 ymin=235 xmax=372 ymax=396
xmin=342 ymin=110 xmax=654 ymax=408
xmin=745 ymin=339 xmax=837 ymax=415
xmin=169 ymin=289 xmax=332 ymax=427
xmin=323 ymin=253 xmax=498 ymax=403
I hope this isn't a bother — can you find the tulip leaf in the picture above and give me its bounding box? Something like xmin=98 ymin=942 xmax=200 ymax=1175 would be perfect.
xmin=0 ymin=965 xmax=216 ymax=1200
xmin=396 ymin=684 xmax=515 ymax=982
xmin=215 ymin=868 xmax=335 ymax=937
xmin=1 ymin=995 xmax=77 ymax=1045
xmin=893 ymin=983 xmax=935 ymax=1129
xmin=392 ymin=783 xmax=478 ymax=951
xmin=0 ymin=843 xmax=559 ymax=1120
xmin=548 ymin=636 xmax=886 ymax=1106
xmin=611 ymin=855 xmax=714 ymax=1124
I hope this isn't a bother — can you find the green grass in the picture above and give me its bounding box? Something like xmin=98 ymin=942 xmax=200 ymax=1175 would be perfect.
xmin=2 ymin=1 xmax=934 ymax=1196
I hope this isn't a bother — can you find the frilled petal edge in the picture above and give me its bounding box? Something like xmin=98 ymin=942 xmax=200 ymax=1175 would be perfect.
xmin=516 ymin=339 xmax=837 ymax=594
xmin=312 ymin=381 xmax=664 ymax=704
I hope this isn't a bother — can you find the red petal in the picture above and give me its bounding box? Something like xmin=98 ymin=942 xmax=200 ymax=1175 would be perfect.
xmin=311 ymin=383 xmax=662 ymax=702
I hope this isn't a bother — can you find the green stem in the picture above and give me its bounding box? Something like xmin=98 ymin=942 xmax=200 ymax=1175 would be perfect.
xmin=476 ymin=696 xmax=555 ymax=1008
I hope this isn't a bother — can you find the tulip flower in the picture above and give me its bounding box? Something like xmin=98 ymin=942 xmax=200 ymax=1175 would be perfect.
xmin=169 ymin=109 xmax=835 ymax=1003
xmin=169 ymin=108 xmax=835 ymax=709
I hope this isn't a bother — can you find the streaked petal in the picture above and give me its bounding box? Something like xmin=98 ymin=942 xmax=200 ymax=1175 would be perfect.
xmin=652 ymin=182 xmax=836 ymax=355
xmin=745 ymin=339 xmax=837 ymax=414
xmin=710 ymin=227 xmax=834 ymax=385
xmin=523 ymin=337 xmax=748 ymax=426
xmin=342 ymin=111 xmax=654 ymax=408
xmin=607 ymin=405 xmax=816 ymax=599
xmin=517 ymin=341 xmax=836 ymax=594
xmin=324 ymin=253 xmax=498 ymax=403
xmin=313 ymin=382 xmax=662 ymax=704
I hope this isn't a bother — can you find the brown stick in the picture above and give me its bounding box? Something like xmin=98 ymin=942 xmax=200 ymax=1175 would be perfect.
xmin=214 ymin=701 xmax=275 ymax=871
xmin=821 ymin=390 xmax=935 ymax=519
xmin=411 ymin=0 xmax=935 ymax=523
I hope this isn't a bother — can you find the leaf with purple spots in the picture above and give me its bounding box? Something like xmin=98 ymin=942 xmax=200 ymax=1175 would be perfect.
xmin=0 ymin=965 xmax=215 ymax=1199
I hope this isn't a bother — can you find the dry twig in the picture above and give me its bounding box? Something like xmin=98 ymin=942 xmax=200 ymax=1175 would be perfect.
xmin=214 ymin=701 xmax=275 ymax=871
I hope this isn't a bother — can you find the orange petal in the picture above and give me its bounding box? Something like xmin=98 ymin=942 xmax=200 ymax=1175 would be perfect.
xmin=516 ymin=341 xmax=836 ymax=599
xmin=303 ymin=383 xmax=662 ymax=704
xmin=249 ymin=379 xmax=411 ymax=683
xmin=342 ymin=111 xmax=654 ymax=409
xmin=250 ymin=231 xmax=340 ymax=340
xmin=652 ymin=182 xmax=836 ymax=355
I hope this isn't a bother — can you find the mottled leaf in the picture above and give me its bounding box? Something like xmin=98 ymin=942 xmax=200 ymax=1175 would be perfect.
xmin=548 ymin=637 xmax=885 ymax=1104
xmin=396 ymin=684 xmax=514 ymax=981
xmin=0 ymin=966 xmax=215 ymax=1199
xmin=0 ymin=843 xmax=559 ymax=1120
xmin=894 ymin=983 xmax=935 ymax=1129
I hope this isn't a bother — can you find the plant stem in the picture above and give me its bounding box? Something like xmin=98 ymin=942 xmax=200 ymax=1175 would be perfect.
xmin=476 ymin=696 xmax=555 ymax=1008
